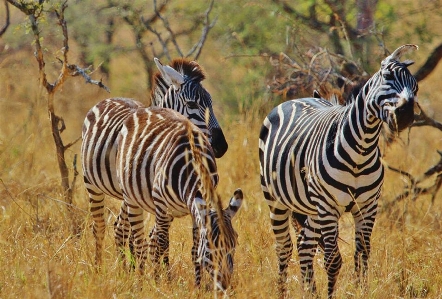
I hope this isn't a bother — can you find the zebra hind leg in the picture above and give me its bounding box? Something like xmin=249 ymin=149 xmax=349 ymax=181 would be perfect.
xmin=126 ymin=201 xmax=149 ymax=273
xmin=86 ymin=183 xmax=106 ymax=267
xmin=149 ymin=210 xmax=173 ymax=281
xmin=114 ymin=201 xmax=135 ymax=270
xmin=191 ymin=224 xmax=203 ymax=288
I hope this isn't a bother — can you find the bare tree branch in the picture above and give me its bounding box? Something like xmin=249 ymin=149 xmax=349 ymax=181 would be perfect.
xmin=116 ymin=0 xmax=216 ymax=89
xmin=6 ymin=0 xmax=38 ymax=15
xmin=272 ymin=0 xmax=329 ymax=32
xmin=153 ymin=0 xmax=183 ymax=57
xmin=186 ymin=0 xmax=217 ymax=59
xmin=68 ymin=64 xmax=110 ymax=92
xmin=0 ymin=0 xmax=10 ymax=37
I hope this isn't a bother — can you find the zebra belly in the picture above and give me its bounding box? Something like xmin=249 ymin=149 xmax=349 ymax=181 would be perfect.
xmin=262 ymin=159 xmax=317 ymax=216
xmin=125 ymin=194 xmax=190 ymax=218
xmin=81 ymin=97 xmax=144 ymax=201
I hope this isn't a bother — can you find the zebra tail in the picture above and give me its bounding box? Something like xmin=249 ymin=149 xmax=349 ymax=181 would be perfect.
xmin=185 ymin=123 xmax=228 ymax=242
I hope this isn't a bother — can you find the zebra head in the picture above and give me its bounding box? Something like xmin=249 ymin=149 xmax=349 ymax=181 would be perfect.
xmin=198 ymin=189 xmax=243 ymax=291
xmin=152 ymin=58 xmax=228 ymax=158
xmin=368 ymin=44 xmax=419 ymax=133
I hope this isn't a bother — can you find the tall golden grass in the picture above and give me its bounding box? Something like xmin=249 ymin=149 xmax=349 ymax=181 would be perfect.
xmin=1 ymin=46 xmax=442 ymax=299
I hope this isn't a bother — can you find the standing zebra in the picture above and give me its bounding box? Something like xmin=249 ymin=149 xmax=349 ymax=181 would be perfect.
xmin=81 ymin=58 xmax=228 ymax=266
xmin=115 ymin=107 xmax=242 ymax=291
xmin=258 ymin=44 xmax=419 ymax=297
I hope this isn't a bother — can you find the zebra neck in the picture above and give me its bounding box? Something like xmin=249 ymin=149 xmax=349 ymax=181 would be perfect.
xmin=339 ymin=95 xmax=383 ymax=157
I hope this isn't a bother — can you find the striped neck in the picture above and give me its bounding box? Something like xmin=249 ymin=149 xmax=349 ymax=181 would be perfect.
xmin=338 ymin=75 xmax=383 ymax=164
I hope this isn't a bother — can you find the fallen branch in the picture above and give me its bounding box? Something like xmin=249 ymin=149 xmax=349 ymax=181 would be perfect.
xmin=411 ymin=103 xmax=442 ymax=131
xmin=385 ymin=150 xmax=442 ymax=208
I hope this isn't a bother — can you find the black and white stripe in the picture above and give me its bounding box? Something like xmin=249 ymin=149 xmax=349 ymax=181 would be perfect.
xmin=114 ymin=107 xmax=243 ymax=291
xmin=259 ymin=45 xmax=419 ymax=297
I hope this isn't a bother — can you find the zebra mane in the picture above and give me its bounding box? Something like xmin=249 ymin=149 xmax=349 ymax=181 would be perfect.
xmin=169 ymin=58 xmax=206 ymax=82
xmin=150 ymin=58 xmax=206 ymax=104
xmin=344 ymin=80 xmax=367 ymax=105
xmin=313 ymin=80 xmax=366 ymax=107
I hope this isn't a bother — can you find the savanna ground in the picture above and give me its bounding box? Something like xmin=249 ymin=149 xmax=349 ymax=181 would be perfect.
xmin=2 ymin=4 xmax=442 ymax=299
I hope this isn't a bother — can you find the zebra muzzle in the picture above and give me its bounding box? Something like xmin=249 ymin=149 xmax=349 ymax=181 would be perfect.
xmin=211 ymin=128 xmax=228 ymax=158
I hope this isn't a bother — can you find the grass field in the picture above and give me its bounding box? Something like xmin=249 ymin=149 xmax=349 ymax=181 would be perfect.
xmin=2 ymin=43 xmax=442 ymax=299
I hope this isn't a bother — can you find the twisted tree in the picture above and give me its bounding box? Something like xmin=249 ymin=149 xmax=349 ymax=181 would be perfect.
xmin=6 ymin=0 xmax=109 ymax=233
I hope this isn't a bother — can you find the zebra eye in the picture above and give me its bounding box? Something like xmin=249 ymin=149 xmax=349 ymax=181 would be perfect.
xmin=187 ymin=101 xmax=199 ymax=109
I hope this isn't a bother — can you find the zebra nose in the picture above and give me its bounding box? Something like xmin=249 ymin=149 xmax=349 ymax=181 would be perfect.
xmin=394 ymin=97 xmax=415 ymax=131
xmin=211 ymin=128 xmax=228 ymax=158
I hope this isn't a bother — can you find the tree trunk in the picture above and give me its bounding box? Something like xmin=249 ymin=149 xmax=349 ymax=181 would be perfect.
xmin=356 ymin=0 xmax=378 ymax=67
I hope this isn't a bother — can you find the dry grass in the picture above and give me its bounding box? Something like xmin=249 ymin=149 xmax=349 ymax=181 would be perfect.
xmin=2 ymin=50 xmax=442 ymax=299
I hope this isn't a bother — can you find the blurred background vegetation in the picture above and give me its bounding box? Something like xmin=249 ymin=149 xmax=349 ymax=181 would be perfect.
xmin=1 ymin=1 xmax=442 ymax=298
xmin=2 ymin=0 xmax=442 ymax=109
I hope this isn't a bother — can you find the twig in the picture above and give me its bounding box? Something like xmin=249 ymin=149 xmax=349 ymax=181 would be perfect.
xmin=386 ymin=164 xmax=416 ymax=186
xmin=154 ymin=0 xmax=183 ymax=57
xmin=37 ymin=193 xmax=88 ymax=214
xmin=64 ymin=136 xmax=81 ymax=151
xmin=51 ymin=235 xmax=74 ymax=260
xmin=414 ymin=43 xmax=442 ymax=82
xmin=0 ymin=0 xmax=10 ymax=37
xmin=68 ymin=64 xmax=110 ymax=93
xmin=187 ymin=0 xmax=217 ymax=59
xmin=224 ymin=53 xmax=272 ymax=59
xmin=0 ymin=178 xmax=33 ymax=219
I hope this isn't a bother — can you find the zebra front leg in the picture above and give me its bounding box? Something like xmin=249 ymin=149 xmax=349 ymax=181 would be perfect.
xmin=86 ymin=182 xmax=106 ymax=267
xmin=269 ymin=206 xmax=293 ymax=297
xmin=114 ymin=200 xmax=134 ymax=269
xmin=319 ymin=211 xmax=342 ymax=299
xmin=352 ymin=201 xmax=377 ymax=290
xmin=126 ymin=201 xmax=148 ymax=273
xmin=297 ymin=215 xmax=321 ymax=294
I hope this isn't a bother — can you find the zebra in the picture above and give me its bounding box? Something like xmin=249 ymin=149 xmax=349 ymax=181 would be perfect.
xmin=258 ymin=44 xmax=419 ymax=297
xmin=114 ymin=106 xmax=243 ymax=291
xmin=81 ymin=58 xmax=228 ymax=266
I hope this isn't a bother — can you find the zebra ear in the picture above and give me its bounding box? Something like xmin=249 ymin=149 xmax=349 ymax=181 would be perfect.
xmin=381 ymin=44 xmax=418 ymax=68
xmin=154 ymin=57 xmax=185 ymax=90
xmin=313 ymin=90 xmax=321 ymax=98
xmin=224 ymin=189 xmax=243 ymax=219
xmin=402 ymin=59 xmax=415 ymax=67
